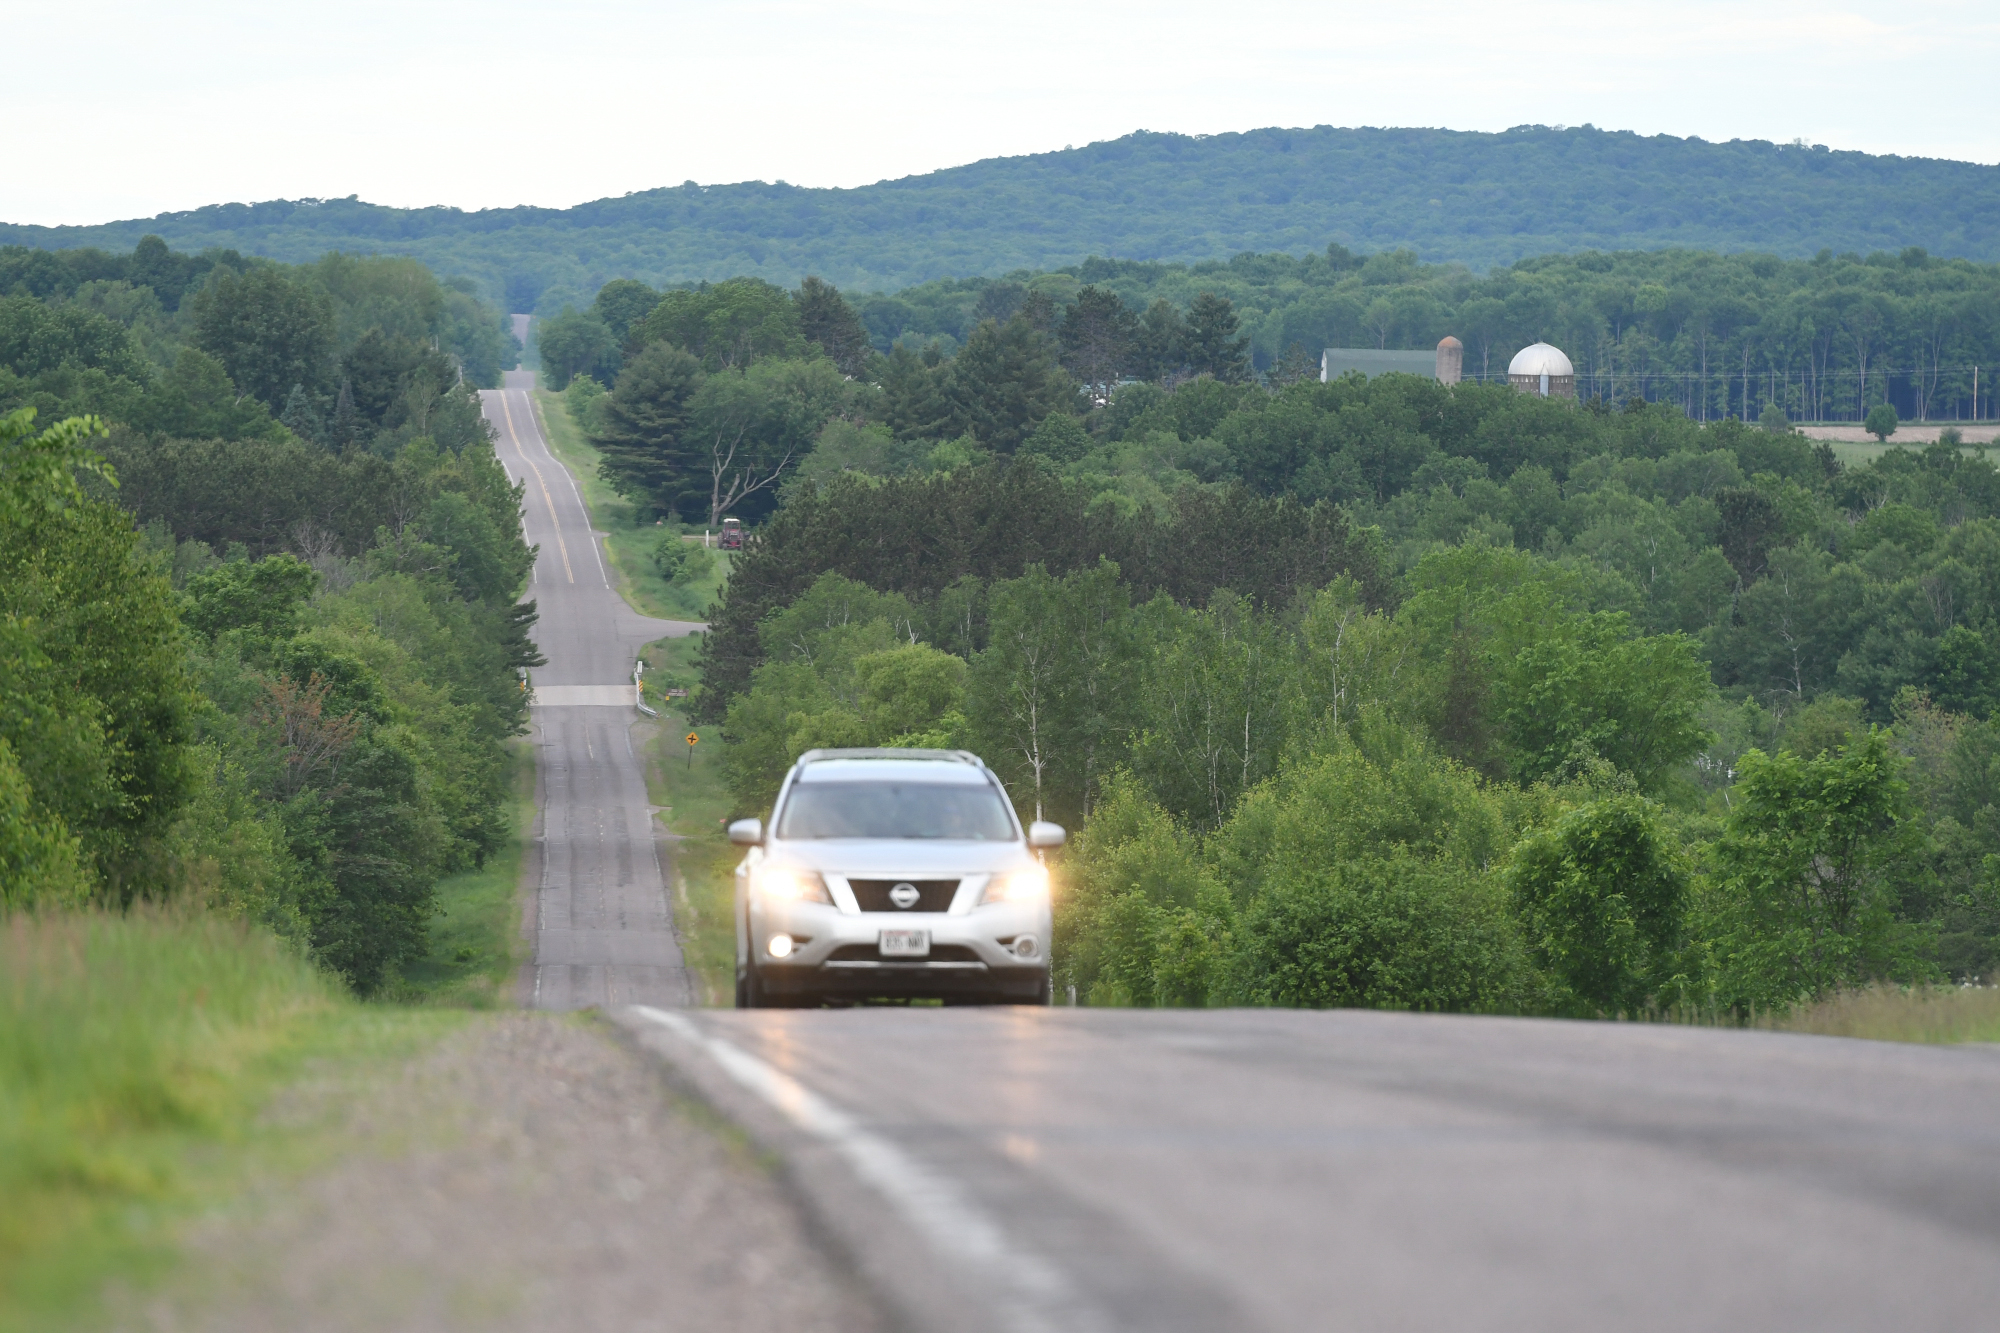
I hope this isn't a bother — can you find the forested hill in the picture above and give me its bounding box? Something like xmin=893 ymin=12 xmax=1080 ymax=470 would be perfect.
xmin=8 ymin=126 xmax=1999 ymax=314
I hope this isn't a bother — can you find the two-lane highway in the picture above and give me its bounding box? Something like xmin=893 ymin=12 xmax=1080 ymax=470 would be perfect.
xmin=483 ymin=370 xmax=701 ymax=1010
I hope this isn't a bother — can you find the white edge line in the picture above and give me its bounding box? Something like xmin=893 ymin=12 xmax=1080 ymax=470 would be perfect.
xmin=626 ymin=1007 xmax=1081 ymax=1325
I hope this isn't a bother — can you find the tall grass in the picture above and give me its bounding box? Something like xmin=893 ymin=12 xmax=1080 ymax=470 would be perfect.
xmin=0 ymin=909 xmax=338 ymax=1325
xmin=1769 ymin=984 xmax=2000 ymax=1043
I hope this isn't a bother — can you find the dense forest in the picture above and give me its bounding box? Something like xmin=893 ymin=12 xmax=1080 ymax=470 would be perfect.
xmin=558 ymin=265 xmax=2000 ymax=1011
xmin=8 ymin=126 xmax=1999 ymax=314
xmin=0 ymin=240 xmax=535 ymax=993
xmin=547 ymin=245 xmax=2000 ymax=430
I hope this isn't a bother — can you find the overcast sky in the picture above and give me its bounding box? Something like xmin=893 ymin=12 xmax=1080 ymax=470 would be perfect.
xmin=9 ymin=0 xmax=1997 ymax=227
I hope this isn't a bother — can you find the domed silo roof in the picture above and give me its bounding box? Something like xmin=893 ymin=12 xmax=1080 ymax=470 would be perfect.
xmin=1437 ymin=335 xmax=1462 ymax=350
xmin=1508 ymin=342 xmax=1573 ymax=377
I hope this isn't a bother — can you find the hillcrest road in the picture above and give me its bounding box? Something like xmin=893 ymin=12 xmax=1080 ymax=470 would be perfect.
xmin=483 ymin=370 xmax=701 ymax=1010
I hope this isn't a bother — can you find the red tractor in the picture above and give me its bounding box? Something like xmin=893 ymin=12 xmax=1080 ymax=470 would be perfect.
xmin=718 ymin=516 xmax=744 ymax=551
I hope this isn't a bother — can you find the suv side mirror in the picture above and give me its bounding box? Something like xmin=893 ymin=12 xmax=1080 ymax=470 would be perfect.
xmin=727 ymin=818 xmax=763 ymax=846
xmin=1027 ymin=821 xmax=1066 ymax=849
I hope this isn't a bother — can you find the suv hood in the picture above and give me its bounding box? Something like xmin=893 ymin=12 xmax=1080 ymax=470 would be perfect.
xmin=769 ymin=839 xmax=1033 ymax=877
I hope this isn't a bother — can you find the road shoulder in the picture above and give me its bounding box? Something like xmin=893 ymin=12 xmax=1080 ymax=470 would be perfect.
xmin=132 ymin=1013 xmax=884 ymax=1333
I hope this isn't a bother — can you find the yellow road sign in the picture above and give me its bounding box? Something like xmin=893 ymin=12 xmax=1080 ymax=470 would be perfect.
xmin=685 ymin=732 xmax=699 ymax=746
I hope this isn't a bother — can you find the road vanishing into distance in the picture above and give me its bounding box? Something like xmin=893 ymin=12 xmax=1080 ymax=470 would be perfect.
xmin=488 ymin=361 xmax=2000 ymax=1333
xmin=481 ymin=370 xmax=701 ymax=1010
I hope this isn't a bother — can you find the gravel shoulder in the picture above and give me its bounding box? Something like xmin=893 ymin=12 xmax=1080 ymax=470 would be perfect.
xmin=128 ymin=1013 xmax=884 ymax=1333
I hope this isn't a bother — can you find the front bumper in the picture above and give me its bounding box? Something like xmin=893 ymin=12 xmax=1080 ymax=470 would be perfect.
xmin=748 ymin=897 xmax=1050 ymax=1000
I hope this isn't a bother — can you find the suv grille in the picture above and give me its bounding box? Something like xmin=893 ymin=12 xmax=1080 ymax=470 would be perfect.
xmin=849 ymin=878 xmax=960 ymax=912
xmin=829 ymin=943 xmax=982 ymax=963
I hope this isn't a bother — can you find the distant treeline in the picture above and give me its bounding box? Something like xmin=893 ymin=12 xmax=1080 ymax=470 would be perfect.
xmin=6 ymin=125 xmax=1998 ymax=309
xmin=860 ymin=246 xmax=2000 ymax=426
xmin=0 ymin=238 xmax=519 ymax=445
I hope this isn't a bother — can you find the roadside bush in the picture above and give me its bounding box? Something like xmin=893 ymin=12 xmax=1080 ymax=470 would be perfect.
xmin=653 ymin=533 xmax=716 ymax=585
xmin=1507 ymin=795 xmax=1691 ymax=1015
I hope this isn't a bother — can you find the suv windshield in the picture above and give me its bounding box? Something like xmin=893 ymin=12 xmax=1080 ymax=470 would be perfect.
xmin=776 ymin=780 xmax=1016 ymax=841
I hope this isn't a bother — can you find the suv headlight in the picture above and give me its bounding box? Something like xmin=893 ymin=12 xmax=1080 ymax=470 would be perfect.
xmin=752 ymin=867 xmax=832 ymax=904
xmin=981 ymin=866 xmax=1049 ymax=905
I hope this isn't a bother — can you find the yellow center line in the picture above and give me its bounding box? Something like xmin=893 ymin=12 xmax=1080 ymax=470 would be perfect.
xmin=500 ymin=389 xmax=573 ymax=584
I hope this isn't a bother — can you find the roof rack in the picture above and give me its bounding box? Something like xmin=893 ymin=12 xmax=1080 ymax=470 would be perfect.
xmin=795 ymin=748 xmax=984 ymax=766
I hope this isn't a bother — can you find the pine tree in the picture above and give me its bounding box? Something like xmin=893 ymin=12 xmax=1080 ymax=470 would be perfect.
xmin=1183 ymin=292 xmax=1251 ymax=383
xmin=947 ymin=317 xmax=1075 ymax=452
xmin=793 ymin=277 xmax=872 ymax=377
xmin=1132 ymin=299 xmax=1187 ymax=382
xmin=1059 ymin=286 xmax=1138 ymax=404
xmin=279 ymin=383 xmax=326 ymax=446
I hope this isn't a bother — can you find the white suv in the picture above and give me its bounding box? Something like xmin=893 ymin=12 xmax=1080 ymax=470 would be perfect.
xmin=729 ymin=749 xmax=1063 ymax=1007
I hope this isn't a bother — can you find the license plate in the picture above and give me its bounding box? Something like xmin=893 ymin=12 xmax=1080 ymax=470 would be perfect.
xmin=878 ymin=929 xmax=931 ymax=958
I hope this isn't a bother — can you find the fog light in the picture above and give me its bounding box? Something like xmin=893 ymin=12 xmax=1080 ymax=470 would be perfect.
xmin=767 ymin=933 xmax=795 ymax=959
xmin=1013 ymin=934 xmax=1040 ymax=960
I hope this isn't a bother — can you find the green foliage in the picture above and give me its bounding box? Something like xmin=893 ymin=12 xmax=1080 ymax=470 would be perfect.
xmin=1 ymin=409 xmax=198 ymax=901
xmin=189 ymin=264 xmax=336 ymax=412
xmin=1707 ymin=730 xmax=1934 ymax=1008
xmin=1496 ymin=613 xmax=1713 ymax=789
xmin=183 ymin=554 xmax=319 ymax=642
xmin=721 ymin=573 xmax=964 ymax=811
xmin=794 ymin=276 xmax=870 ymax=377
xmin=536 ymin=306 xmax=618 ymax=387
xmin=0 ymin=737 xmax=86 ymax=909
xmin=946 ymin=315 xmax=1075 ymax=452
xmin=967 ymin=561 xmax=1138 ymax=824
xmin=1507 ymin=795 xmax=1690 ymax=1013
xmin=652 ymin=532 xmax=716 ymax=585
xmin=639 ymin=277 xmax=803 ymax=370
xmin=1865 ymin=402 xmax=1900 ymax=441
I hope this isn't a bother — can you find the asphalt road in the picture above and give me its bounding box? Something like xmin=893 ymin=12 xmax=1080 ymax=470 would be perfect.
xmin=482 ymin=370 xmax=701 ymax=1010
xmin=620 ymin=1004 xmax=2000 ymax=1333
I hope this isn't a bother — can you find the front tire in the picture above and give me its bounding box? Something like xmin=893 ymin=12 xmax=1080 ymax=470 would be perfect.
xmin=738 ymin=965 xmax=764 ymax=1008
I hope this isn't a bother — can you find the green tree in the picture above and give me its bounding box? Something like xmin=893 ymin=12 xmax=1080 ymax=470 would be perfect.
xmin=0 ymin=408 xmax=196 ymax=898
xmin=592 ymin=279 xmax=661 ymax=345
xmin=1130 ymin=298 xmax=1186 ymax=381
xmin=1497 ymin=612 xmax=1713 ymax=790
xmin=967 ymin=560 xmax=1138 ymax=824
xmin=639 ymin=278 xmax=804 ymax=370
xmin=1182 ymin=292 xmax=1251 ymax=382
xmin=1507 ymin=795 xmax=1690 ymax=1014
xmin=190 ymin=264 xmax=336 ymax=412
xmin=534 ymin=308 xmax=618 ymax=389
xmin=794 ymin=276 xmax=871 ymax=376
xmin=1709 ymin=730 xmax=1933 ymax=1008
xmin=946 ymin=316 xmax=1074 ymax=452
xmin=1059 ymin=285 xmax=1137 ymax=403
xmin=1865 ymin=401 xmax=1899 ymax=441
xmin=592 ymin=342 xmax=703 ymax=513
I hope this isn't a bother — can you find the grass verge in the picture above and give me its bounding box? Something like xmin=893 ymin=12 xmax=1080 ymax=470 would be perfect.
xmin=641 ymin=693 xmax=739 ymax=1006
xmin=0 ymin=910 xmax=463 ymax=1332
xmin=1768 ymin=984 xmax=2000 ymax=1043
xmin=530 ymin=387 xmax=731 ymax=621
xmin=383 ymin=739 xmax=535 ymax=1007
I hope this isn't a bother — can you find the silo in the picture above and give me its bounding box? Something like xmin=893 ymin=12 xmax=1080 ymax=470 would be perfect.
xmin=1436 ymin=336 xmax=1463 ymax=386
xmin=1507 ymin=343 xmax=1576 ymax=398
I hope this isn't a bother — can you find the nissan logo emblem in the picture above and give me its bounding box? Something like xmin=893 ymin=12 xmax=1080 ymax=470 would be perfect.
xmin=889 ymin=882 xmax=920 ymax=909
